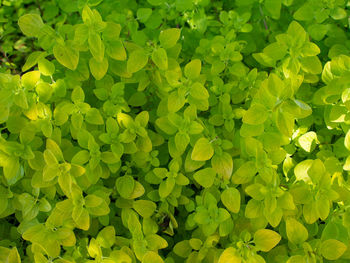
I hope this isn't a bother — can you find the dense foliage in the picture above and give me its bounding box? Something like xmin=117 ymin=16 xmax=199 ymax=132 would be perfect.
xmin=2 ymin=0 xmax=350 ymax=262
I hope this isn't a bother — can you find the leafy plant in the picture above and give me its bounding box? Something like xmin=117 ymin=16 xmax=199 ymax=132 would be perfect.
xmin=1 ymin=0 xmax=350 ymax=262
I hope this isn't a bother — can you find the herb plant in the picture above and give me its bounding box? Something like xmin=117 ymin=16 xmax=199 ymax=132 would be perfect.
xmin=1 ymin=0 xmax=350 ymax=262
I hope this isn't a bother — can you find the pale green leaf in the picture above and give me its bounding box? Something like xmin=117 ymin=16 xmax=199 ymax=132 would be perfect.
xmin=320 ymin=239 xmax=347 ymax=260
xmin=193 ymin=168 xmax=216 ymax=188
xmin=191 ymin=138 xmax=214 ymax=161
xmin=254 ymin=229 xmax=281 ymax=252
xmin=18 ymin=14 xmax=44 ymax=37
xmin=159 ymin=28 xmax=181 ymax=49
xmin=53 ymin=43 xmax=79 ymax=70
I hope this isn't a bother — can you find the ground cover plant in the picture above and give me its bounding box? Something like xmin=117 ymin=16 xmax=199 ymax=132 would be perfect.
xmin=2 ymin=0 xmax=350 ymax=262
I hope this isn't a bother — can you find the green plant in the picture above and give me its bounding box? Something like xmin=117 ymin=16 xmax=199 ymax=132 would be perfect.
xmin=1 ymin=0 xmax=350 ymax=262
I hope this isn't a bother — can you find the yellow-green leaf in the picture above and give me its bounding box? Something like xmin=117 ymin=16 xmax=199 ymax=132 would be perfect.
xmin=184 ymin=59 xmax=201 ymax=79
xmin=286 ymin=218 xmax=308 ymax=245
xmin=133 ymin=200 xmax=157 ymax=218
xmin=254 ymin=229 xmax=281 ymax=252
xmin=72 ymin=206 xmax=90 ymax=230
xmin=53 ymin=43 xmax=79 ymax=70
xmin=218 ymin=247 xmax=241 ymax=263
xmin=89 ymin=57 xmax=108 ymax=80
xmin=142 ymin=251 xmax=164 ymax=263
xmin=191 ymin=138 xmax=214 ymax=161
xmin=152 ymin=48 xmax=168 ymax=70
xmin=159 ymin=28 xmax=181 ymax=49
xmin=320 ymin=239 xmax=347 ymax=260
xmin=193 ymin=168 xmax=216 ymax=188
xmin=221 ymin=188 xmax=241 ymax=213
xmin=18 ymin=14 xmax=44 ymax=37
xmin=127 ymin=49 xmax=148 ymax=73
xmin=243 ymin=103 xmax=268 ymax=125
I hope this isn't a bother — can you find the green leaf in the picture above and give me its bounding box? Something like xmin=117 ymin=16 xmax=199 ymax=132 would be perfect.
xmin=3 ymin=156 xmax=20 ymax=182
xmin=218 ymin=247 xmax=241 ymax=263
xmin=85 ymin=108 xmax=104 ymax=125
xmin=221 ymin=188 xmax=241 ymax=213
xmin=211 ymin=60 xmax=226 ymax=75
xmin=300 ymin=56 xmax=322 ymax=75
xmin=168 ymin=91 xmax=185 ymax=112
xmin=303 ymin=202 xmax=319 ymax=224
xmin=145 ymin=234 xmax=168 ymax=250
xmin=85 ymin=194 xmax=103 ymax=207
xmin=287 ymin=21 xmax=307 ymax=43
xmin=116 ymin=175 xmax=135 ymax=199
xmin=103 ymin=22 xmax=121 ymax=40
xmin=72 ymin=150 xmax=90 ymax=165
xmin=72 ymin=206 xmax=90 ymax=230
xmin=128 ymin=92 xmax=147 ymax=107
xmin=152 ymin=48 xmax=168 ymax=70
xmin=297 ymin=132 xmax=317 ymax=152
xmin=175 ymin=132 xmax=190 ymax=153
xmin=106 ymin=40 xmax=126 ymax=61
xmin=18 ymin=14 xmax=44 ymax=37
xmin=36 ymin=82 xmax=52 ymax=102
xmin=22 ymin=51 xmax=46 ymax=71
xmin=159 ymin=28 xmax=181 ymax=49
xmin=135 ymin=111 xmax=149 ymax=127
xmin=254 ymin=229 xmax=281 ymax=252
xmin=308 ymin=24 xmax=328 ymax=41
xmin=265 ymin=0 xmax=281 ymax=19
xmin=88 ymin=31 xmax=104 ymax=62
xmin=71 ymin=86 xmax=85 ymax=103
xmin=282 ymin=99 xmax=312 ymax=119
xmin=173 ymin=240 xmax=192 ymax=258
xmin=301 ymin=42 xmax=320 ymax=56
xmin=287 ymin=255 xmax=307 ymax=263
xmin=38 ymin=58 xmax=55 ymax=76
xmin=211 ymin=152 xmax=233 ymax=180
xmin=129 ymin=181 xmax=145 ymax=199
xmin=191 ymin=138 xmax=214 ymax=161
xmin=159 ymin=177 xmax=175 ymax=198
xmin=14 ymin=90 xmax=28 ymax=109
xmin=175 ymin=0 xmax=193 ymax=11
xmin=345 ymin=129 xmax=350 ymax=151
xmin=190 ymin=82 xmax=209 ymax=100
xmin=96 ymin=226 xmax=115 ymax=248
xmin=74 ymin=24 xmax=89 ymax=45
xmin=53 ymin=42 xmax=79 ymax=70
xmin=89 ymin=57 xmax=109 ymax=80
xmin=231 ymin=161 xmax=257 ymax=184
xmin=263 ymin=43 xmax=288 ymax=62
xmin=243 ymin=103 xmax=268 ymax=125
xmin=320 ymin=239 xmax=347 ymax=260
xmin=127 ymin=49 xmax=148 ymax=73
xmin=286 ymin=218 xmax=308 ymax=245
xmin=133 ymin=200 xmax=157 ymax=218
xmin=293 ymin=3 xmax=313 ymax=21
xmin=110 ymin=250 xmax=133 ymax=262
xmin=46 ymin=138 xmax=64 ymax=162
xmin=101 ymin=151 xmax=119 ymax=164
xmin=86 ymin=197 xmax=110 ymax=216
xmin=330 ymin=7 xmax=347 ymax=20
xmin=137 ymin=8 xmax=152 ymax=23
xmin=294 ymin=159 xmax=324 ymax=184
xmin=142 ymin=251 xmax=164 ymax=263
xmin=6 ymin=247 xmax=21 ymax=263
xmin=155 ymin=117 xmax=177 ymax=134
xmin=276 ymin=110 xmax=294 ymax=137
xmin=21 ymin=71 xmax=40 ymax=90
xmin=193 ymin=168 xmax=216 ymax=188
xmin=184 ymin=59 xmax=201 ymax=79
xmin=88 ymin=238 xmax=102 ymax=259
